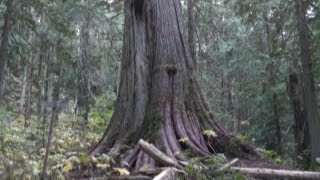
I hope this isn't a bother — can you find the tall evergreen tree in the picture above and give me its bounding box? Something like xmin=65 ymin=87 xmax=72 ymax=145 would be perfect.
xmin=294 ymin=0 xmax=320 ymax=161
xmin=91 ymin=0 xmax=256 ymax=171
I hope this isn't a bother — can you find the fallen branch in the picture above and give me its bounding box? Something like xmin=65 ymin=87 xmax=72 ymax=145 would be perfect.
xmin=216 ymin=158 xmax=239 ymax=173
xmin=138 ymin=139 xmax=320 ymax=179
xmin=231 ymin=167 xmax=320 ymax=179
xmin=153 ymin=168 xmax=179 ymax=180
xmin=80 ymin=175 xmax=152 ymax=180
xmin=139 ymin=168 xmax=164 ymax=175
xmin=138 ymin=139 xmax=182 ymax=168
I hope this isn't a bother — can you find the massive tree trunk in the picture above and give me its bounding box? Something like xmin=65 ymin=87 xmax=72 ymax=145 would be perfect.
xmin=0 ymin=0 xmax=14 ymax=106
xmin=91 ymin=0 xmax=256 ymax=171
xmin=294 ymin=0 xmax=320 ymax=161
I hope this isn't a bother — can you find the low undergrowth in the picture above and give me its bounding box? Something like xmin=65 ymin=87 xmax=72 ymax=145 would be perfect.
xmin=182 ymin=154 xmax=246 ymax=180
xmin=1 ymin=104 xmax=319 ymax=179
xmin=0 ymin=107 xmax=109 ymax=179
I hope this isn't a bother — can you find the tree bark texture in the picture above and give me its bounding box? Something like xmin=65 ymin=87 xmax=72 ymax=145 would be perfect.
xmin=91 ymin=0 xmax=257 ymax=171
xmin=0 ymin=0 xmax=14 ymax=105
xmin=187 ymin=0 xmax=196 ymax=69
xmin=294 ymin=0 xmax=320 ymax=160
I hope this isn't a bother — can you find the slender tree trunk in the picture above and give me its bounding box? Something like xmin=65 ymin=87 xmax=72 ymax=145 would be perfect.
xmin=91 ymin=0 xmax=257 ymax=172
xmin=37 ymin=43 xmax=44 ymax=121
xmin=36 ymin=43 xmax=45 ymax=138
xmin=294 ymin=0 xmax=320 ymax=161
xmin=220 ymin=78 xmax=225 ymax=111
xmin=78 ymin=5 xmax=91 ymax=123
xmin=24 ymin=30 xmax=35 ymax=128
xmin=24 ymin=65 xmax=33 ymax=128
xmin=41 ymin=46 xmax=61 ymax=179
xmin=42 ymin=86 xmax=60 ymax=180
xmin=0 ymin=0 xmax=14 ymax=105
xmin=273 ymin=93 xmax=282 ymax=154
xmin=21 ymin=67 xmax=28 ymax=112
xmin=42 ymin=64 xmax=50 ymax=147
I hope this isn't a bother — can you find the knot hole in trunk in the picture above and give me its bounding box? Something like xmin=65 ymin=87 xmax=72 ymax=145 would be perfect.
xmin=133 ymin=0 xmax=144 ymax=16
xmin=166 ymin=65 xmax=177 ymax=76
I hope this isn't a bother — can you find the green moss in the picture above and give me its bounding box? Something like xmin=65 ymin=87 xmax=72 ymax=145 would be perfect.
xmin=228 ymin=139 xmax=238 ymax=151
xmin=256 ymin=148 xmax=287 ymax=166
xmin=79 ymin=152 xmax=90 ymax=166
xmin=143 ymin=110 xmax=164 ymax=142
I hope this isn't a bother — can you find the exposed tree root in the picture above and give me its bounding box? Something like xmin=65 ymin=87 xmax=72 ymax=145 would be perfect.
xmin=91 ymin=98 xmax=259 ymax=173
xmin=101 ymin=128 xmax=258 ymax=174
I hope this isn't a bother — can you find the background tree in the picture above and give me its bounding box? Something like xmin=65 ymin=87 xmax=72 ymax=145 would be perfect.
xmin=0 ymin=0 xmax=14 ymax=105
xmin=294 ymin=0 xmax=320 ymax=162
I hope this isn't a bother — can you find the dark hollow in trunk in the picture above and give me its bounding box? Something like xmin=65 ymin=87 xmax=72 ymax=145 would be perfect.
xmin=91 ymin=0 xmax=257 ymax=172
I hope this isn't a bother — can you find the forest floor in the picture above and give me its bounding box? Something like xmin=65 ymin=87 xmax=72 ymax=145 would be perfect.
xmin=0 ymin=110 xmax=107 ymax=179
xmin=0 ymin=109 xmax=312 ymax=179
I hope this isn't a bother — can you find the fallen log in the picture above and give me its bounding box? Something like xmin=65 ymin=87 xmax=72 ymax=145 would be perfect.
xmin=231 ymin=167 xmax=320 ymax=179
xmin=138 ymin=139 xmax=182 ymax=168
xmin=138 ymin=139 xmax=320 ymax=179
